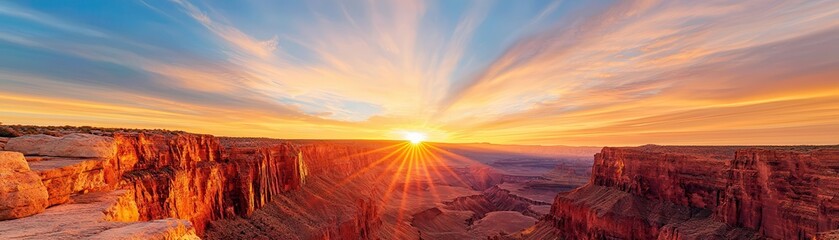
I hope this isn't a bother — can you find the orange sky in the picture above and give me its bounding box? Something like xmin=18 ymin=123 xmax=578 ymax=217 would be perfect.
xmin=1 ymin=0 xmax=838 ymax=146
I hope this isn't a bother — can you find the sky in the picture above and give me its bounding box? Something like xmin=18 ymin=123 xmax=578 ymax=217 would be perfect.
xmin=0 ymin=0 xmax=838 ymax=146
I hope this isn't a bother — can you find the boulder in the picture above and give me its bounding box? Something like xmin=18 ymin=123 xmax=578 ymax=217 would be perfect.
xmin=0 ymin=151 xmax=49 ymax=220
xmin=5 ymin=134 xmax=115 ymax=158
xmin=0 ymin=137 xmax=8 ymax=150
xmin=3 ymin=134 xmax=54 ymax=155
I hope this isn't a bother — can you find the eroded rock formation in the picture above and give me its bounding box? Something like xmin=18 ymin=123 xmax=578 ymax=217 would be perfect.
xmin=1 ymin=132 xmax=393 ymax=239
xmin=0 ymin=190 xmax=199 ymax=239
xmin=28 ymin=156 xmax=106 ymax=206
xmin=524 ymin=145 xmax=839 ymax=240
xmin=0 ymin=151 xmax=49 ymax=220
xmin=111 ymin=133 xmax=307 ymax=235
xmin=203 ymin=139 xmax=395 ymax=239
xmin=0 ymin=137 xmax=9 ymax=150
xmin=5 ymin=133 xmax=115 ymax=158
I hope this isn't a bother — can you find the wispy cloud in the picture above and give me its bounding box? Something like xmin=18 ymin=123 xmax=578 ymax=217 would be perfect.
xmin=433 ymin=0 xmax=839 ymax=144
xmin=171 ymin=0 xmax=279 ymax=58
xmin=0 ymin=2 xmax=107 ymax=38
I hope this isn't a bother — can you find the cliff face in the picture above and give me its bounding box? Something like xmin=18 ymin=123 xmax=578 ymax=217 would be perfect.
xmin=1 ymin=130 xmax=401 ymax=239
xmin=4 ymin=131 xmax=383 ymax=239
xmin=720 ymin=148 xmax=839 ymax=239
xmin=527 ymin=146 xmax=839 ymax=239
xmin=203 ymin=140 xmax=395 ymax=239
xmin=112 ymin=133 xmax=307 ymax=235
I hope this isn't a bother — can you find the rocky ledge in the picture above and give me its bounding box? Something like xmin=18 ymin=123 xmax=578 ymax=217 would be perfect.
xmin=0 ymin=131 xmax=392 ymax=239
xmin=522 ymin=145 xmax=839 ymax=240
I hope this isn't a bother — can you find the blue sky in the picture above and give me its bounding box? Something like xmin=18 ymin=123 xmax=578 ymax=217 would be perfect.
xmin=1 ymin=0 xmax=838 ymax=145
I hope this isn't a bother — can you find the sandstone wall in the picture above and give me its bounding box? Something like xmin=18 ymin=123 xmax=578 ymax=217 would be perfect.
xmin=204 ymin=140 xmax=399 ymax=239
xmin=111 ymin=133 xmax=305 ymax=235
xmin=106 ymin=135 xmax=397 ymax=237
xmin=720 ymin=148 xmax=839 ymax=239
xmin=2 ymin=131 xmax=397 ymax=239
xmin=530 ymin=146 xmax=839 ymax=240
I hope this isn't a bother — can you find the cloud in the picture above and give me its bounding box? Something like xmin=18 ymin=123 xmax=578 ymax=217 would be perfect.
xmin=171 ymin=0 xmax=279 ymax=58
xmin=0 ymin=2 xmax=107 ymax=38
xmin=432 ymin=0 xmax=839 ymax=144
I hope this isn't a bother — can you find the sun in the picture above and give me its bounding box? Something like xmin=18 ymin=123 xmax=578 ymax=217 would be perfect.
xmin=404 ymin=132 xmax=427 ymax=144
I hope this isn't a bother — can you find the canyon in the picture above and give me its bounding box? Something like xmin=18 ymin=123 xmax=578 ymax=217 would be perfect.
xmin=520 ymin=145 xmax=839 ymax=240
xmin=1 ymin=125 xmax=837 ymax=239
xmin=0 ymin=126 xmax=596 ymax=239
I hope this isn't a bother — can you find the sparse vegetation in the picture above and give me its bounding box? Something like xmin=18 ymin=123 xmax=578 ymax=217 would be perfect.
xmin=0 ymin=126 xmax=21 ymax=137
xmin=0 ymin=124 xmax=189 ymax=137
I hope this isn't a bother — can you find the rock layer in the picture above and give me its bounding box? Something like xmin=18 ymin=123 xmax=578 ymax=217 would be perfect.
xmin=204 ymin=140 xmax=397 ymax=239
xmin=0 ymin=132 xmax=310 ymax=238
xmin=525 ymin=146 xmax=839 ymax=240
xmin=5 ymin=133 xmax=115 ymax=158
xmin=0 ymin=151 xmax=49 ymax=220
xmin=0 ymin=137 xmax=8 ymax=150
xmin=0 ymin=190 xmax=198 ymax=239
xmin=1 ymin=132 xmax=398 ymax=238
xmin=28 ymin=156 xmax=107 ymax=206
xmin=111 ymin=133 xmax=306 ymax=235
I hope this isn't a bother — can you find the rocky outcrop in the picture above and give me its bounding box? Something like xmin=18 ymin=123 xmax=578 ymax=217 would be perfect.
xmin=111 ymin=134 xmax=306 ymax=235
xmin=444 ymin=186 xmax=549 ymax=222
xmin=1 ymin=132 xmax=397 ymax=239
xmin=5 ymin=133 xmax=116 ymax=158
xmin=317 ymin=198 xmax=383 ymax=240
xmin=295 ymin=140 xmax=392 ymax=176
xmin=0 ymin=151 xmax=49 ymax=220
xmin=28 ymin=156 xmax=107 ymax=206
xmin=525 ymin=146 xmax=839 ymax=240
xmin=204 ymin=140 xmax=399 ymax=239
xmin=222 ymin=139 xmax=304 ymax=216
xmin=0 ymin=132 xmax=311 ymax=238
xmin=114 ymin=133 xmax=228 ymax=236
xmin=0 ymin=137 xmax=8 ymax=150
xmin=718 ymin=148 xmax=839 ymax=239
xmin=0 ymin=190 xmax=198 ymax=239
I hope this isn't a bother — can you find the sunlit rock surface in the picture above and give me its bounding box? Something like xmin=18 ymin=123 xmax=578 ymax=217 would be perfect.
xmin=28 ymin=156 xmax=107 ymax=206
xmin=0 ymin=137 xmax=8 ymax=150
xmin=111 ymin=133 xmax=308 ymax=235
xmin=0 ymin=190 xmax=197 ymax=239
xmin=0 ymin=131 xmax=307 ymax=239
xmin=205 ymin=139 xmax=395 ymax=239
xmin=0 ymin=151 xmax=48 ymax=220
xmin=522 ymin=145 xmax=839 ymax=240
xmin=5 ymin=133 xmax=116 ymax=158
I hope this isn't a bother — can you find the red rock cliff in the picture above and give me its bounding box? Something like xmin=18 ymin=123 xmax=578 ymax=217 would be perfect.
xmin=204 ymin=140 xmax=399 ymax=239
xmin=111 ymin=133 xmax=305 ymax=235
xmin=2 ymin=128 xmax=403 ymax=239
xmin=526 ymin=146 xmax=839 ymax=240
